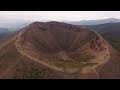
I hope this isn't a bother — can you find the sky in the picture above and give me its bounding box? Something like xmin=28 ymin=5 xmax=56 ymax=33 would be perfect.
xmin=0 ymin=11 xmax=120 ymax=22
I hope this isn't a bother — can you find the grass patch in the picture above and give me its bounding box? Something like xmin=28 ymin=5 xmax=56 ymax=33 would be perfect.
xmin=15 ymin=59 xmax=55 ymax=79
xmin=105 ymin=37 xmax=120 ymax=52
xmin=49 ymin=52 xmax=96 ymax=69
xmin=0 ymin=41 xmax=20 ymax=70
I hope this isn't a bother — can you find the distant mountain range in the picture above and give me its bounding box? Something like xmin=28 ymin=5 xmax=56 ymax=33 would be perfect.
xmin=0 ymin=21 xmax=31 ymax=31
xmin=67 ymin=18 xmax=120 ymax=25
xmin=85 ymin=22 xmax=120 ymax=40
xmin=0 ymin=28 xmax=11 ymax=39
xmin=0 ymin=28 xmax=9 ymax=34
xmin=0 ymin=18 xmax=120 ymax=31
xmin=85 ymin=22 xmax=120 ymax=52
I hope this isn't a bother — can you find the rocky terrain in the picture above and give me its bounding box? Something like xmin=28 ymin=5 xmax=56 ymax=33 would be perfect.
xmin=0 ymin=21 xmax=120 ymax=79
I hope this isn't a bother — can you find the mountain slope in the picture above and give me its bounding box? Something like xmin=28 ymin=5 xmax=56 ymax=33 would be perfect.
xmin=0 ymin=32 xmax=64 ymax=79
xmin=0 ymin=21 xmax=120 ymax=79
xmin=0 ymin=28 xmax=9 ymax=37
xmin=85 ymin=22 xmax=120 ymax=53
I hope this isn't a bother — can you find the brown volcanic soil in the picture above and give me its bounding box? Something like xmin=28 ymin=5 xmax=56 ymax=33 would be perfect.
xmin=15 ymin=22 xmax=110 ymax=74
xmin=0 ymin=21 xmax=120 ymax=79
xmin=96 ymin=44 xmax=120 ymax=79
xmin=16 ymin=22 xmax=96 ymax=53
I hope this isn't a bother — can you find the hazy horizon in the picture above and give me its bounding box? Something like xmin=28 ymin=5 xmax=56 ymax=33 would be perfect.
xmin=0 ymin=11 xmax=120 ymax=29
xmin=0 ymin=11 xmax=120 ymax=22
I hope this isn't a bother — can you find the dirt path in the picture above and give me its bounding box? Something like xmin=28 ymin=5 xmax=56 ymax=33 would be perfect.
xmin=0 ymin=35 xmax=18 ymax=79
xmin=16 ymin=47 xmax=64 ymax=72
xmin=95 ymin=70 xmax=99 ymax=79
xmin=0 ymin=59 xmax=20 ymax=79
xmin=15 ymin=30 xmax=65 ymax=73
xmin=0 ymin=35 xmax=17 ymax=51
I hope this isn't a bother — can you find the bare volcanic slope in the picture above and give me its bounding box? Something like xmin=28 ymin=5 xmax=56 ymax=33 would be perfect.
xmin=0 ymin=21 xmax=120 ymax=79
xmin=0 ymin=31 xmax=69 ymax=79
xmin=15 ymin=21 xmax=111 ymax=77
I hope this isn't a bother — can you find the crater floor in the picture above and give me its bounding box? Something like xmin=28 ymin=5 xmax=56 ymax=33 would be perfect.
xmin=15 ymin=22 xmax=110 ymax=74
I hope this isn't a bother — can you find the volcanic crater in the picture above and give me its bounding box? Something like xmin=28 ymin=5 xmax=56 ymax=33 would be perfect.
xmin=15 ymin=21 xmax=110 ymax=74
